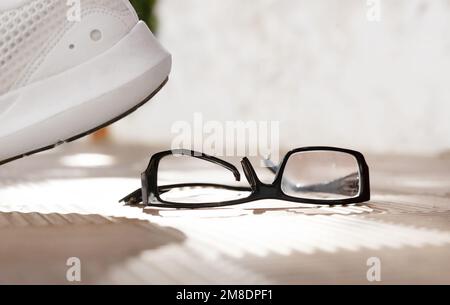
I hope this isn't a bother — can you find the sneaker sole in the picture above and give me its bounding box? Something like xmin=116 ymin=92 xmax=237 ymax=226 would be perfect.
xmin=0 ymin=77 xmax=168 ymax=166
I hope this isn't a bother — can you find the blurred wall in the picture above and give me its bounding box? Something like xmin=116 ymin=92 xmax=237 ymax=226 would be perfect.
xmin=112 ymin=0 xmax=450 ymax=155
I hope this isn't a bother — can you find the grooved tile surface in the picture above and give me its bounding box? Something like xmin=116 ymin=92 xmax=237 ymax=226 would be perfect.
xmin=0 ymin=143 xmax=449 ymax=284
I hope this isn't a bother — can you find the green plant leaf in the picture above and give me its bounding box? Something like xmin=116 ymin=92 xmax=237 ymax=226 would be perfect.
xmin=130 ymin=0 xmax=158 ymax=33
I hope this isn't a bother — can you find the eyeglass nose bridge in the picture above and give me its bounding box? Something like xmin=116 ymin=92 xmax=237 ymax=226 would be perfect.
xmin=241 ymin=157 xmax=283 ymax=198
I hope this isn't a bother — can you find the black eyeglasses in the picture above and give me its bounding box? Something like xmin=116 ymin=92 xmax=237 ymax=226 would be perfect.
xmin=120 ymin=147 xmax=370 ymax=209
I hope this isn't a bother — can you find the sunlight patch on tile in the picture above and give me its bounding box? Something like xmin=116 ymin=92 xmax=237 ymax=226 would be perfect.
xmin=1 ymin=178 xmax=450 ymax=262
xmin=60 ymin=153 xmax=116 ymax=168
xmin=160 ymin=214 xmax=450 ymax=259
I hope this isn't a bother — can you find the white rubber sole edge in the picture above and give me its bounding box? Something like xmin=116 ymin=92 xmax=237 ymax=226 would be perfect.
xmin=0 ymin=21 xmax=171 ymax=163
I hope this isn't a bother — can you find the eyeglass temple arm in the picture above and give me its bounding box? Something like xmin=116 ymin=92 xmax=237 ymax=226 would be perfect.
xmin=167 ymin=149 xmax=241 ymax=181
xmin=119 ymin=188 xmax=143 ymax=204
xmin=263 ymin=158 xmax=297 ymax=191
xmin=263 ymin=158 xmax=279 ymax=174
xmin=192 ymin=155 xmax=241 ymax=181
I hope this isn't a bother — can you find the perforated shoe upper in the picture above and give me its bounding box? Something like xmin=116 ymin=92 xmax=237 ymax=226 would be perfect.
xmin=0 ymin=0 xmax=138 ymax=95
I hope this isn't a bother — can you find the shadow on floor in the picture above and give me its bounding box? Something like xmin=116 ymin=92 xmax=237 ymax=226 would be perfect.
xmin=0 ymin=211 xmax=186 ymax=284
xmin=133 ymin=202 xmax=382 ymax=218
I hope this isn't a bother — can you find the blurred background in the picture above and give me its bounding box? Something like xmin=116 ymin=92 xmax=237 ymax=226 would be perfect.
xmin=104 ymin=0 xmax=450 ymax=156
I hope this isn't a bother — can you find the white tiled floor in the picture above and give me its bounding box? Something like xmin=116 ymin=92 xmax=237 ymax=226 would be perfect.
xmin=0 ymin=143 xmax=449 ymax=284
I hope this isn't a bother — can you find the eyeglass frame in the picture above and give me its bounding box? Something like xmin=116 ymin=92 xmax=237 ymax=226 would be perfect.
xmin=120 ymin=146 xmax=370 ymax=209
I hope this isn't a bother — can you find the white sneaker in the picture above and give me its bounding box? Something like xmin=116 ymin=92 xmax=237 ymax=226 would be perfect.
xmin=0 ymin=0 xmax=171 ymax=165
